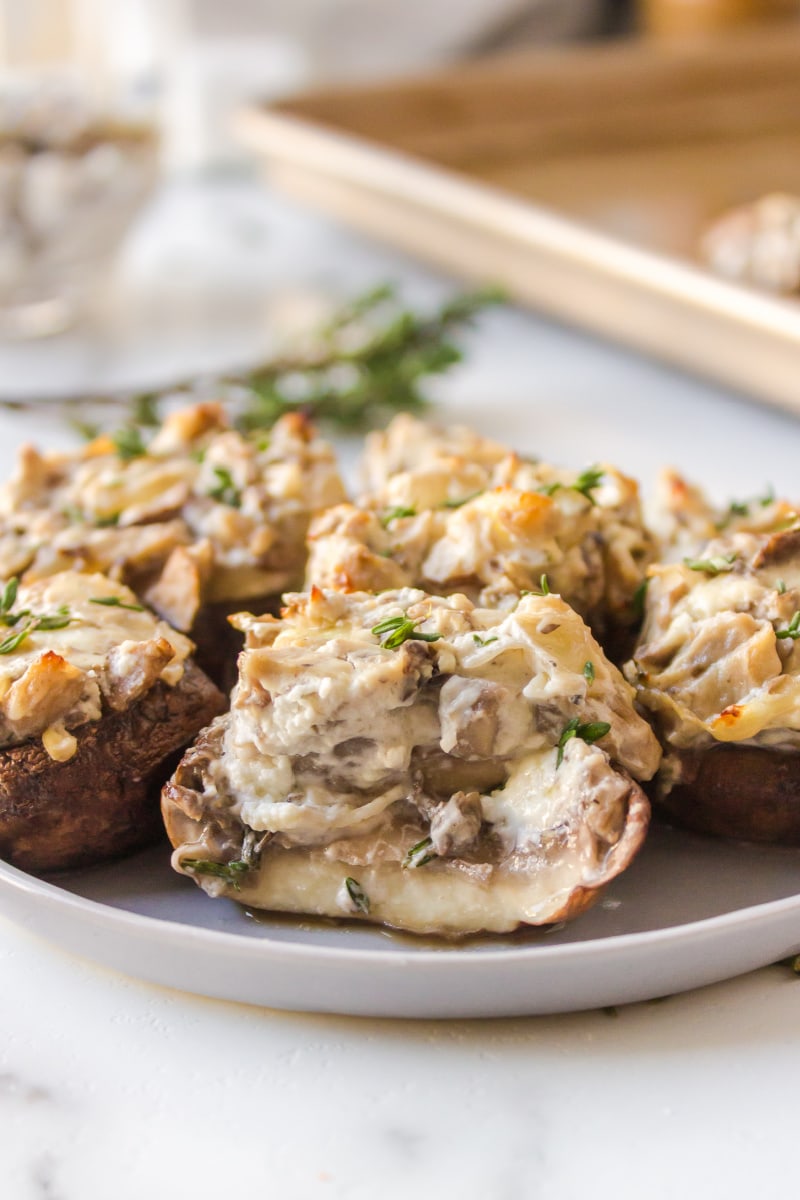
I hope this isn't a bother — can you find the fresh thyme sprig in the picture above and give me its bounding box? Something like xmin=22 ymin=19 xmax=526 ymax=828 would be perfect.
xmin=13 ymin=285 xmax=503 ymax=440
xmin=0 ymin=589 xmax=72 ymax=654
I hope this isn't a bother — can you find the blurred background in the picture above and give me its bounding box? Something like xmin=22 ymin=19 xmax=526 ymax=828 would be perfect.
xmin=0 ymin=0 xmax=799 ymax=405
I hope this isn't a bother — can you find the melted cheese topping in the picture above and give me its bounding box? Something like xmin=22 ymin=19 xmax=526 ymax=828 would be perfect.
xmin=218 ymin=587 xmax=660 ymax=847
xmin=306 ymin=415 xmax=654 ymax=635
xmin=167 ymin=587 xmax=659 ymax=933
xmin=0 ymin=404 xmax=345 ymax=627
xmin=626 ymin=529 xmax=800 ymax=752
xmin=648 ymin=467 xmax=798 ymax=562
xmin=0 ymin=571 xmax=192 ymax=753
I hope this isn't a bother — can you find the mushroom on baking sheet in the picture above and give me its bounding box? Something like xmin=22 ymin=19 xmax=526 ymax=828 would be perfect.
xmin=162 ymin=586 xmax=660 ymax=937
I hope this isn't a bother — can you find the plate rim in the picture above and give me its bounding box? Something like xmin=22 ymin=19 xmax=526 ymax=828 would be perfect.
xmin=2 ymin=853 xmax=799 ymax=968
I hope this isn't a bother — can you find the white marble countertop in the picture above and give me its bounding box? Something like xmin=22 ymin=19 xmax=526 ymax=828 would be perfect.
xmin=1 ymin=175 xmax=799 ymax=1199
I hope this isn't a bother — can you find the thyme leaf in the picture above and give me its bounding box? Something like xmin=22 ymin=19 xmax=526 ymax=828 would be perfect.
xmin=539 ymin=467 xmax=604 ymax=505
xmin=371 ymin=613 xmax=442 ymax=649
xmin=684 ymin=553 xmax=738 ymax=576
xmin=0 ymin=621 xmax=37 ymax=654
xmin=90 ymin=596 xmax=145 ymax=613
xmin=472 ymin=634 xmax=498 ymax=647
xmin=207 ymin=466 xmax=242 ymax=508
xmin=632 ymin=577 xmax=649 ymax=619
xmin=112 ymin=426 xmax=147 ymax=462
xmin=345 ymin=876 xmax=370 ymax=914
xmin=584 ymin=660 xmax=595 ymax=684
xmin=0 ymin=576 xmax=18 ymax=614
xmin=403 ymin=836 xmax=436 ymax=869
xmin=556 ymin=718 xmax=611 ymax=767
xmin=381 ymin=505 xmax=416 ymax=526
xmin=35 ymin=606 xmax=72 ymax=631
xmin=572 ymin=466 xmax=605 ymax=505
xmin=441 ymin=490 xmax=482 ymax=509
xmin=0 ymin=598 xmax=73 ymax=652
xmin=182 ymin=858 xmax=251 ymax=890
xmin=776 ymin=611 xmax=800 ymax=640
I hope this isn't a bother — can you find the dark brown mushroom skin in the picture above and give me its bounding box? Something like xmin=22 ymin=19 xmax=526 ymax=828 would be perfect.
xmin=189 ymin=594 xmax=282 ymax=693
xmin=656 ymin=745 xmax=800 ymax=844
xmin=0 ymin=661 xmax=226 ymax=874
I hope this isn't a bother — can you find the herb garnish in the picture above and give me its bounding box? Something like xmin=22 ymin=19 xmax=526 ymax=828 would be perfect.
xmin=0 ymin=599 xmax=72 ymax=654
xmin=182 ymin=859 xmax=251 ymax=889
xmin=90 ymin=596 xmax=145 ymax=613
xmin=777 ymin=579 xmax=787 ymax=595
xmin=715 ymin=499 xmax=750 ymax=530
xmin=584 ymin=661 xmax=595 ymax=684
xmin=539 ymin=466 xmax=604 ymax=506
xmin=776 ymin=611 xmax=800 ymax=640
xmin=0 ymin=577 xmax=18 ymax=614
xmin=112 ymin=425 xmax=147 ymax=462
xmin=46 ymin=285 xmax=502 ymax=438
xmin=371 ymin=613 xmax=442 ymax=649
xmin=33 ymin=607 xmax=72 ymax=631
xmin=538 ymin=574 xmax=550 ymax=595
xmin=207 ymin=466 xmax=242 ymax=508
xmin=381 ymin=505 xmax=416 ymax=526
xmin=473 ymin=634 xmax=499 ymax=647
xmin=403 ymin=836 xmax=436 ymax=869
xmin=556 ymin=717 xmax=611 ymax=767
xmin=632 ymin=577 xmax=649 ymax=619
xmin=573 ymin=466 xmax=605 ymax=505
xmin=684 ymin=553 xmax=738 ymax=576
xmin=441 ymin=491 xmax=482 ymax=509
xmin=345 ymin=877 xmax=370 ymax=914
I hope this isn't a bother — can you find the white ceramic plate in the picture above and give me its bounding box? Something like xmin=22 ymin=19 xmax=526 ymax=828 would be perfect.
xmin=1 ymin=823 xmax=799 ymax=1018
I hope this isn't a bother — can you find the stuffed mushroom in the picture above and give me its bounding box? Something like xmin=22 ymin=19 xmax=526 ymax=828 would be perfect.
xmin=0 ymin=570 xmax=225 ymax=872
xmin=0 ymin=402 xmax=346 ymax=686
xmin=625 ymin=525 xmax=800 ymax=842
xmin=163 ymin=586 xmax=660 ymax=937
xmin=305 ymin=415 xmax=655 ymax=659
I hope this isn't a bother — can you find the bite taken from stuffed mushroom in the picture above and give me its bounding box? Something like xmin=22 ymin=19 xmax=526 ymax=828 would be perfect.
xmin=163 ymin=586 xmax=661 ymax=937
